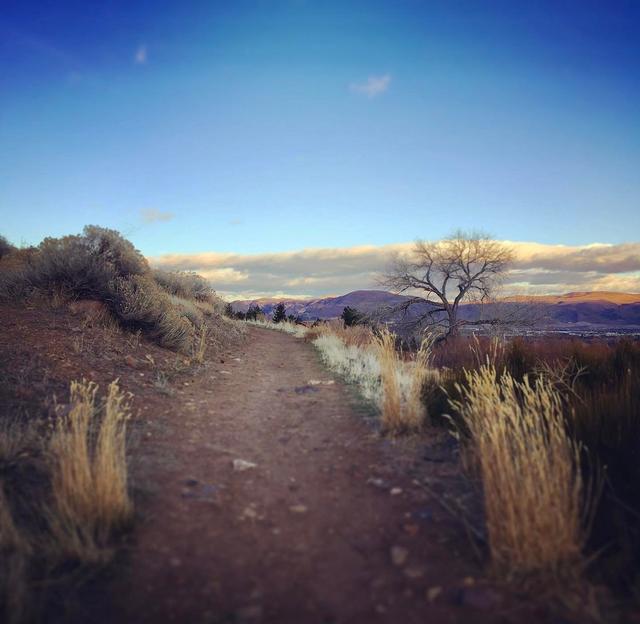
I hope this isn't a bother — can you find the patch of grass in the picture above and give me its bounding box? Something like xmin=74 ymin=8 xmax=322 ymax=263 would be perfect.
xmin=312 ymin=325 xmax=437 ymax=434
xmin=49 ymin=379 xmax=132 ymax=564
xmin=449 ymin=365 xmax=593 ymax=581
xmin=0 ymin=380 xmax=133 ymax=623
xmin=192 ymin=323 xmax=208 ymax=364
xmin=245 ymin=318 xmax=308 ymax=338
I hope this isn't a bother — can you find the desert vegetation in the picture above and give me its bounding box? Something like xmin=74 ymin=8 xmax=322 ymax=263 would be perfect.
xmin=0 ymin=379 xmax=131 ymax=623
xmin=0 ymin=226 xmax=224 ymax=351
xmin=241 ymin=313 xmax=640 ymax=608
xmin=0 ymin=227 xmax=234 ymax=622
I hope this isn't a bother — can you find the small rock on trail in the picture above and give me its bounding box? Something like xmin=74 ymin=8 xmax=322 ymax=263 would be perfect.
xmin=233 ymin=459 xmax=257 ymax=471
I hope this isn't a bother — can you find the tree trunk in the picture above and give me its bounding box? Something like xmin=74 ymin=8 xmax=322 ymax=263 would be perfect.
xmin=446 ymin=307 xmax=459 ymax=339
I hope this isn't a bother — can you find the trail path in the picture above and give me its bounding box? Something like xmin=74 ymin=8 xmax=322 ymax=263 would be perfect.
xmin=101 ymin=327 xmax=513 ymax=624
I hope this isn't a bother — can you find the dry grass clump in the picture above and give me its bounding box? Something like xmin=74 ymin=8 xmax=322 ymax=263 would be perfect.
xmin=313 ymin=332 xmax=382 ymax=402
xmin=374 ymin=328 xmax=435 ymax=434
xmin=192 ymin=323 xmax=208 ymax=364
xmin=326 ymin=321 xmax=375 ymax=348
xmin=311 ymin=325 xmax=437 ymax=434
xmin=49 ymin=379 xmax=132 ymax=563
xmin=374 ymin=329 xmax=403 ymax=431
xmin=0 ymin=379 xmax=133 ymax=622
xmin=449 ymin=365 xmax=591 ymax=580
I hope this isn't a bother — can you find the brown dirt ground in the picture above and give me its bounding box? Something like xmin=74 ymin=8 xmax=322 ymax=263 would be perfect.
xmin=0 ymin=304 xmax=571 ymax=623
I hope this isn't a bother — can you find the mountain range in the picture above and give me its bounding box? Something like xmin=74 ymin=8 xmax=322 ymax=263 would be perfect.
xmin=231 ymin=290 xmax=640 ymax=331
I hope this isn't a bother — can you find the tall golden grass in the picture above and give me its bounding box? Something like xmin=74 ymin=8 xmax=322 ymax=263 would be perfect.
xmin=375 ymin=328 xmax=435 ymax=434
xmin=50 ymin=379 xmax=132 ymax=563
xmin=374 ymin=329 xmax=404 ymax=432
xmin=192 ymin=323 xmax=208 ymax=364
xmin=450 ymin=365 xmax=593 ymax=580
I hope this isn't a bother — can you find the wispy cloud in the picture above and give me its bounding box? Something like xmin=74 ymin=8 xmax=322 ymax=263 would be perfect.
xmin=140 ymin=208 xmax=174 ymax=224
xmin=134 ymin=44 xmax=147 ymax=65
xmin=350 ymin=74 xmax=391 ymax=98
xmin=148 ymin=240 xmax=640 ymax=300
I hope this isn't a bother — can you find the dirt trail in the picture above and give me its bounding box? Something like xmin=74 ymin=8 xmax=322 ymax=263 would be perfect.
xmin=99 ymin=327 xmax=514 ymax=624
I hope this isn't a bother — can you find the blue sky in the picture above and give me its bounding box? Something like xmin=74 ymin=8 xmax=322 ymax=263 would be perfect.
xmin=1 ymin=1 xmax=639 ymax=296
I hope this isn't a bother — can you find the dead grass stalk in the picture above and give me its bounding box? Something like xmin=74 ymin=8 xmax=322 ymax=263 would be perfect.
xmin=450 ymin=365 xmax=592 ymax=580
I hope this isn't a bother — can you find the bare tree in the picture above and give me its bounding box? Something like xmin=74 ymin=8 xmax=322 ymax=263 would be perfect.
xmin=383 ymin=231 xmax=516 ymax=341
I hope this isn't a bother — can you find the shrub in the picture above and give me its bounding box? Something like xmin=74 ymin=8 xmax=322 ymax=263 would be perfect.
xmin=169 ymin=295 xmax=205 ymax=327
xmin=110 ymin=276 xmax=193 ymax=351
xmin=152 ymin=269 xmax=215 ymax=303
xmin=341 ymin=306 xmax=366 ymax=327
xmin=0 ymin=235 xmax=16 ymax=261
xmin=27 ymin=226 xmax=148 ymax=298
xmin=0 ymin=226 xmax=217 ymax=351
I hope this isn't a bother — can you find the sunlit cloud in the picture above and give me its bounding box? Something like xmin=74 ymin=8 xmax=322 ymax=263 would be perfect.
xmin=148 ymin=240 xmax=640 ymax=300
xmin=350 ymin=74 xmax=391 ymax=98
xmin=140 ymin=208 xmax=174 ymax=224
xmin=134 ymin=44 xmax=147 ymax=65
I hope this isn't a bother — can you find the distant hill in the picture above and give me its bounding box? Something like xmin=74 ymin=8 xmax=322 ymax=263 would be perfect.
xmin=231 ymin=290 xmax=640 ymax=331
xmin=506 ymin=291 xmax=640 ymax=305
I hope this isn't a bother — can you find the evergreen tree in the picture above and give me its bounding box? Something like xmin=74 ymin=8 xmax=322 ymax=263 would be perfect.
xmin=224 ymin=303 xmax=234 ymax=318
xmin=341 ymin=306 xmax=364 ymax=327
xmin=246 ymin=304 xmax=262 ymax=321
xmin=272 ymin=302 xmax=286 ymax=323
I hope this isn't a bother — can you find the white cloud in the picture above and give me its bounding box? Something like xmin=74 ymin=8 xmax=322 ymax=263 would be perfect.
xmin=350 ymin=74 xmax=391 ymax=98
xmin=148 ymin=240 xmax=640 ymax=300
xmin=140 ymin=208 xmax=174 ymax=224
xmin=134 ymin=44 xmax=147 ymax=65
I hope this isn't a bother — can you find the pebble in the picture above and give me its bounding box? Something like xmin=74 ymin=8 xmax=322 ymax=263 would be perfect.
xmin=427 ymin=586 xmax=443 ymax=603
xmin=390 ymin=545 xmax=409 ymax=566
xmin=233 ymin=459 xmax=257 ymax=471
xmin=366 ymin=477 xmax=387 ymax=489
xmin=390 ymin=487 xmax=403 ymax=496
xmin=289 ymin=504 xmax=308 ymax=514
xmin=241 ymin=507 xmax=258 ymax=520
